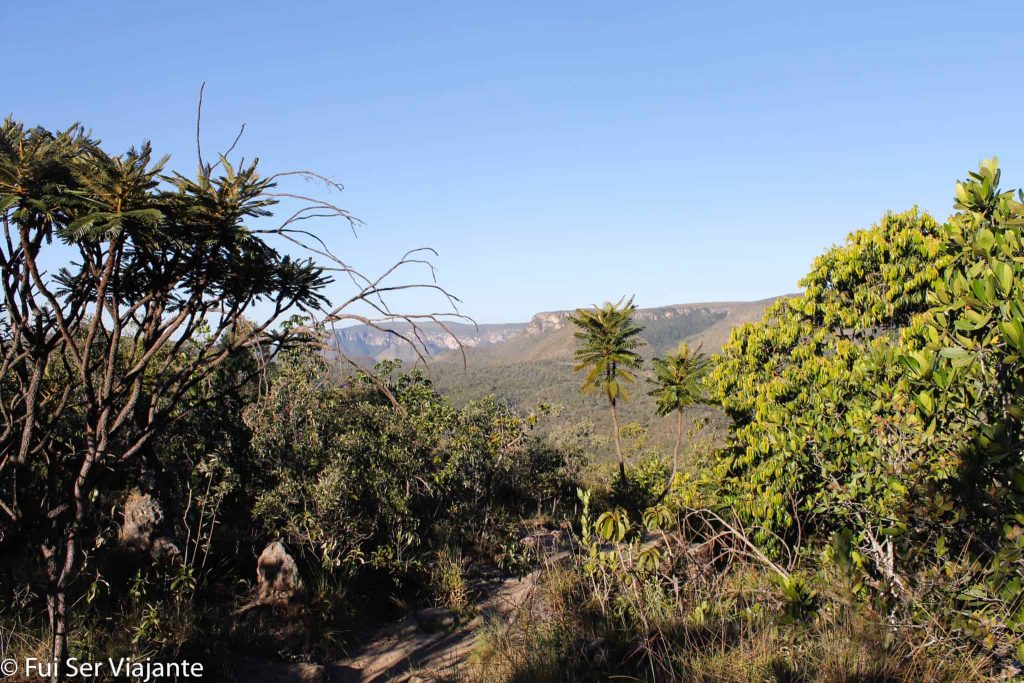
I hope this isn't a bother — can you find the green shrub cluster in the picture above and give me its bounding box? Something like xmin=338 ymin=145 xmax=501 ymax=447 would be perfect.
xmin=485 ymin=161 xmax=1024 ymax=681
xmin=0 ymin=339 xmax=581 ymax=667
xmin=245 ymin=350 xmax=581 ymax=588
xmin=701 ymin=162 xmax=1023 ymax=657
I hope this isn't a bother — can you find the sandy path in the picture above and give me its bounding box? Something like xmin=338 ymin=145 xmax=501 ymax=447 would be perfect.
xmin=329 ymin=532 xmax=569 ymax=683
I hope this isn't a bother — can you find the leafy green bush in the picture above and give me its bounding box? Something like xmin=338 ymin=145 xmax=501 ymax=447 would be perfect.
xmin=0 ymin=331 xmax=581 ymax=667
xmin=245 ymin=346 xmax=581 ymax=605
xmin=705 ymin=207 xmax=945 ymax=546
xmin=700 ymin=161 xmax=1024 ymax=667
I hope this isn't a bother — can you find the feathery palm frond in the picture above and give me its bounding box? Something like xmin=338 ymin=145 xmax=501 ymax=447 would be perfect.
xmin=648 ymin=341 xmax=712 ymax=496
xmin=568 ymin=296 xmax=644 ymax=401
xmin=648 ymin=342 xmax=711 ymax=416
xmin=568 ymin=296 xmax=645 ymax=482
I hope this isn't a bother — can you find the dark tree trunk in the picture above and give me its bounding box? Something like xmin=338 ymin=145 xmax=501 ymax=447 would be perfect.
xmin=42 ymin=537 xmax=70 ymax=683
xmin=41 ymin=442 xmax=96 ymax=683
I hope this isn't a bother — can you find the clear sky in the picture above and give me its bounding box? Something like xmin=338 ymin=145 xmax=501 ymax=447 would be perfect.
xmin=6 ymin=1 xmax=1024 ymax=323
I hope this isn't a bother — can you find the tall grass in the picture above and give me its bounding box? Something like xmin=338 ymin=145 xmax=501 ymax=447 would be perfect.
xmin=470 ymin=559 xmax=995 ymax=682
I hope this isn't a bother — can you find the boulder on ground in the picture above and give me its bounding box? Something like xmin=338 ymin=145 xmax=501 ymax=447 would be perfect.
xmin=257 ymin=541 xmax=304 ymax=605
xmin=119 ymin=489 xmax=180 ymax=562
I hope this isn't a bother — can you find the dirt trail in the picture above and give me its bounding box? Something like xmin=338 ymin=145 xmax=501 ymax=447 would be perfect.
xmin=233 ymin=531 xmax=569 ymax=683
xmin=328 ymin=531 xmax=569 ymax=683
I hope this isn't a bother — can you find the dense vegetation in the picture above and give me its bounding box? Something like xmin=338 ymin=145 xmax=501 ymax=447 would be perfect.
xmin=0 ymin=121 xmax=583 ymax=680
xmin=2 ymin=117 xmax=1022 ymax=682
xmin=477 ymin=161 xmax=1024 ymax=681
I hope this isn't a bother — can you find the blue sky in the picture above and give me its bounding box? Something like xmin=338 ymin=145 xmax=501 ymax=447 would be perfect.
xmin=6 ymin=1 xmax=1024 ymax=323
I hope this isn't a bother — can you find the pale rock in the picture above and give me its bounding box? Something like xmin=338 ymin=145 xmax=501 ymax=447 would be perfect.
xmin=257 ymin=541 xmax=304 ymax=605
xmin=119 ymin=489 xmax=180 ymax=562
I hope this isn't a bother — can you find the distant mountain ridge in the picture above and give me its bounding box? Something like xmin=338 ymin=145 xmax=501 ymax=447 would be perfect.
xmin=334 ymin=297 xmax=783 ymax=462
xmin=334 ymin=297 xmax=780 ymax=365
xmin=427 ymin=297 xmax=781 ymax=407
xmin=333 ymin=321 xmax=527 ymax=364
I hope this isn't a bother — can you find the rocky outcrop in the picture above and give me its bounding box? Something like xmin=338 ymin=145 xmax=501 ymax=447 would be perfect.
xmin=119 ymin=489 xmax=180 ymax=562
xmin=523 ymin=304 xmax=733 ymax=337
xmin=334 ymin=299 xmax=782 ymax=367
xmin=257 ymin=541 xmax=305 ymax=605
xmin=525 ymin=310 xmax=569 ymax=335
xmin=333 ymin=321 xmax=526 ymax=363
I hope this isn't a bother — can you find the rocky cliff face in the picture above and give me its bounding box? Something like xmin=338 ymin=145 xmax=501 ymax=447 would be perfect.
xmin=525 ymin=311 xmax=569 ymax=335
xmin=522 ymin=304 xmax=731 ymax=339
xmin=334 ymin=299 xmax=782 ymax=365
xmin=334 ymin=321 xmax=527 ymax=363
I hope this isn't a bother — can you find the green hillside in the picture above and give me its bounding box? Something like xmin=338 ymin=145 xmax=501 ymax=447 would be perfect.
xmin=426 ymin=298 xmax=780 ymax=461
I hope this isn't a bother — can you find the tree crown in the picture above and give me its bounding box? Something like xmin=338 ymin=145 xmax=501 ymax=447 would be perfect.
xmin=568 ymin=296 xmax=644 ymax=402
xmin=648 ymin=342 xmax=710 ymax=417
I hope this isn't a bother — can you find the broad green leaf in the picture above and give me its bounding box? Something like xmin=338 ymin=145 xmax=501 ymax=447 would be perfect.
xmin=973 ymin=228 xmax=995 ymax=255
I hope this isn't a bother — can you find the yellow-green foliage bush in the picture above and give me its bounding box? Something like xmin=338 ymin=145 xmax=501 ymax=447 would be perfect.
xmin=705 ymin=208 xmax=945 ymax=544
xmin=703 ymin=161 xmax=1024 ymax=664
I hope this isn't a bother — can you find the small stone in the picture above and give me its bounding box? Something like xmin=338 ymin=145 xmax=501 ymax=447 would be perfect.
xmin=120 ymin=489 xmax=164 ymax=552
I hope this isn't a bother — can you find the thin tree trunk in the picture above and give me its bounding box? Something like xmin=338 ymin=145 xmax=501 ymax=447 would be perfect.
xmin=610 ymin=398 xmax=626 ymax=483
xmin=43 ymin=539 xmax=69 ymax=683
xmin=43 ymin=443 xmax=97 ymax=683
xmin=654 ymin=410 xmax=685 ymax=505
xmin=50 ymin=589 xmax=67 ymax=683
xmin=671 ymin=409 xmax=683 ymax=486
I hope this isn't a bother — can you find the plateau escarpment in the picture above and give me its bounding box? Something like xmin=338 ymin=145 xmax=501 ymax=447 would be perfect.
xmin=334 ymin=298 xmax=782 ymax=461
xmin=333 ymin=321 xmax=527 ymax=364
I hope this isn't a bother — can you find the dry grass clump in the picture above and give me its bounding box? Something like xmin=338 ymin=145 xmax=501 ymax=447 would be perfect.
xmin=470 ymin=560 xmax=995 ymax=683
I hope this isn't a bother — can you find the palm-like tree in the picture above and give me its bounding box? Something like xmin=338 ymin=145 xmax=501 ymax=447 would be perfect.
xmin=648 ymin=342 xmax=711 ymax=488
xmin=568 ymin=296 xmax=644 ymax=482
